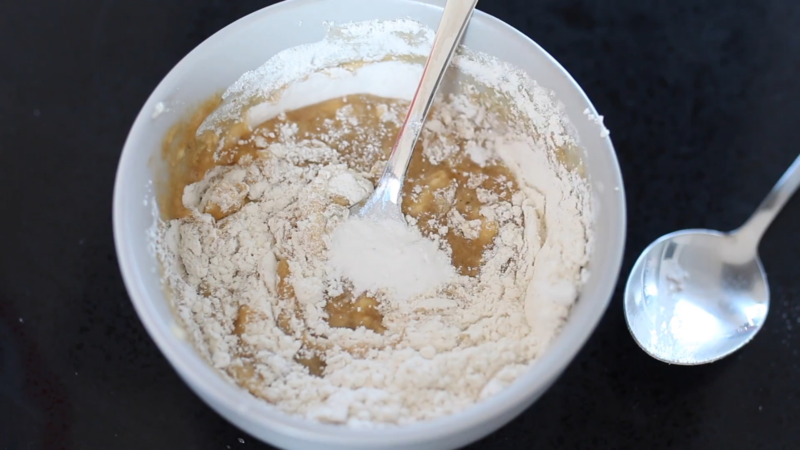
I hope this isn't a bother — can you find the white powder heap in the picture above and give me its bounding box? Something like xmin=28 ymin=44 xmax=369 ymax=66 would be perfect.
xmin=157 ymin=19 xmax=593 ymax=426
xmin=328 ymin=218 xmax=454 ymax=301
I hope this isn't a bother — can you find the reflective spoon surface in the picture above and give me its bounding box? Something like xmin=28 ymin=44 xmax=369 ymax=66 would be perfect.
xmin=349 ymin=0 xmax=478 ymax=222
xmin=625 ymin=154 xmax=800 ymax=364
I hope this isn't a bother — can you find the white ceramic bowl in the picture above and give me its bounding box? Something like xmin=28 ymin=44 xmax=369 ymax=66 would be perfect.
xmin=113 ymin=0 xmax=626 ymax=448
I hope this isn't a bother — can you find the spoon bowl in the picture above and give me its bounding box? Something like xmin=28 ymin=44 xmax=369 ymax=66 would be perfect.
xmin=625 ymin=153 xmax=800 ymax=364
xmin=625 ymin=229 xmax=769 ymax=365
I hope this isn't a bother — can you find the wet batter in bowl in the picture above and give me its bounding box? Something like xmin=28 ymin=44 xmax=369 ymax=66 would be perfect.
xmin=156 ymin=19 xmax=592 ymax=425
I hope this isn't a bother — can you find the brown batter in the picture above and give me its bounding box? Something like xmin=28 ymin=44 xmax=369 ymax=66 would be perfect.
xmin=161 ymin=94 xmax=520 ymax=377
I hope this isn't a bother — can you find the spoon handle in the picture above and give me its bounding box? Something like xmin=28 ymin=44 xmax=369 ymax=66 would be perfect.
xmin=737 ymin=154 xmax=800 ymax=248
xmin=380 ymin=0 xmax=478 ymax=183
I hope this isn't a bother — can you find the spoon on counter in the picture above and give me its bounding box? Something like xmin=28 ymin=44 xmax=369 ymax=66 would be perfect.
xmin=350 ymin=0 xmax=478 ymax=222
xmin=625 ymin=154 xmax=800 ymax=365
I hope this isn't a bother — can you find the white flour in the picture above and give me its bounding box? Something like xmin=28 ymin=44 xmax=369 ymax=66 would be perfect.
xmin=157 ymin=19 xmax=593 ymax=425
xmin=328 ymin=218 xmax=454 ymax=301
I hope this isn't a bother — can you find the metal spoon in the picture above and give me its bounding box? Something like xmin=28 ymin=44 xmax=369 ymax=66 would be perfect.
xmin=625 ymin=154 xmax=800 ymax=365
xmin=350 ymin=0 xmax=478 ymax=222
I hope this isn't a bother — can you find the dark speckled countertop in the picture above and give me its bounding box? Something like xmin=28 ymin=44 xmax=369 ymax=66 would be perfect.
xmin=2 ymin=0 xmax=800 ymax=448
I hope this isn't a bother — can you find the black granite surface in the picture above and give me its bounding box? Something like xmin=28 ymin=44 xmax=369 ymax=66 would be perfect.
xmin=2 ymin=0 xmax=800 ymax=448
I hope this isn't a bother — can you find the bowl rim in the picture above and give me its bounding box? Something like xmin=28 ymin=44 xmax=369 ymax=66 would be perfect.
xmin=113 ymin=0 xmax=627 ymax=446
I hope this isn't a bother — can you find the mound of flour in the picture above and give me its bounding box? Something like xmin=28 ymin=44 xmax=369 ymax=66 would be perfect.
xmin=327 ymin=217 xmax=455 ymax=301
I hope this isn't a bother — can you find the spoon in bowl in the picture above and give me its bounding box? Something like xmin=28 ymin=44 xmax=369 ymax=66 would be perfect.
xmin=625 ymin=154 xmax=800 ymax=365
xmin=350 ymin=0 xmax=478 ymax=222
